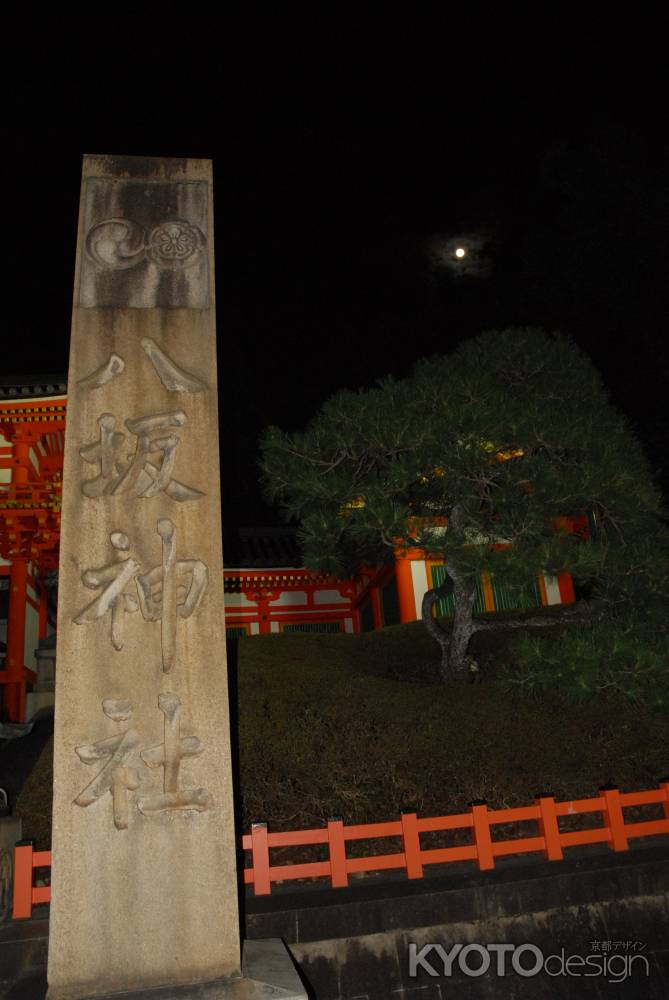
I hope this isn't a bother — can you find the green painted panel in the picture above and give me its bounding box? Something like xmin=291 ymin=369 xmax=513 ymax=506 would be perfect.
xmin=429 ymin=564 xmax=455 ymax=617
xmin=226 ymin=626 xmax=247 ymax=639
xmin=428 ymin=565 xmax=539 ymax=616
xmin=490 ymin=576 xmax=542 ymax=611
xmin=430 ymin=565 xmax=486 ymax=616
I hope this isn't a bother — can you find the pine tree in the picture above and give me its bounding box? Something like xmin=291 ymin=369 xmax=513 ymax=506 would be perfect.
xmin=260 ymin=328 xmax=667 ymax=682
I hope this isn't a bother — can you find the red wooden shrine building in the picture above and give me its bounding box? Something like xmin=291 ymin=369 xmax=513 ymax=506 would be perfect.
xmin=0 ymin=383 xmax=585 ymax=722
xmin=0 ymin=379 xmax=66 ymax=723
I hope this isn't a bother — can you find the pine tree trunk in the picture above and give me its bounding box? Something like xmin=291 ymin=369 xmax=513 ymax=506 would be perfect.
xmin=421 ymin=496 xmax=596 ymax=683
xmin=419 ymin=504 xmax=478 ymax=682
xmin=448 ymin=573 xmax=477 ymax=680
xmin=421 ymin=586 xmax=452 ymax=679
xmin=421 ymin=574 xmax=476 ymax=682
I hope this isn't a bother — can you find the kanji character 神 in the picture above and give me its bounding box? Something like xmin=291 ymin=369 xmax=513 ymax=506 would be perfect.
xmin=73 ymin=532 xmax=140 ymax=651
xmin=74 ymin=522 xmax=208 ymax=669
xmin=136 ymin=518 xmax=208 ymax=672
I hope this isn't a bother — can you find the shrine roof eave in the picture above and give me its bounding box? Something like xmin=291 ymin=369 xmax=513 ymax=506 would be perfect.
xmin=224 ymin=566 xmax=346 ymax=580
xmin=0 ymin=377 xmax=67 ymax=401
xmin=224 ymin=565 xmax=308 ymax=573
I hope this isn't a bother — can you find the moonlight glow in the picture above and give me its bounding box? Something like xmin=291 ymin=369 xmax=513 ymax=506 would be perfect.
xmin=425 ymin=233 xmax=492 ymax=277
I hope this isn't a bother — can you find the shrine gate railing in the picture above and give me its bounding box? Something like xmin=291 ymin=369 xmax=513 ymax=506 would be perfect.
xmin=12 ymin=781 xmax=669 ymax=918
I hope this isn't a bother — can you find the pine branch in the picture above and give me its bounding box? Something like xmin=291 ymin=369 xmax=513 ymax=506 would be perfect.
xmin=471 ymin=600 xmax=597 ymax=633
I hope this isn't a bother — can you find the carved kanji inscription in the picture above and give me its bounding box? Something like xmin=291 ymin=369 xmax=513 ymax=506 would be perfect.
xmin=73 ymin=531 xmax=140 ymax=651
xmin=51 ymin=156 xmax=240 ymax=994
xmin=73 ymin=522 xmax=208 ymax=670
xmin=138 ymin=693 xmax=210 ymax=816
xmin=141 ymin=338 xmax=207 ymax=393
xmin=77 ymin=353 xmax=126 ymax=391
xmin=74 ymin=696 xmax=209 ymax=828
xmin=74 ymin=703 xmax=141 ymax=831
xmin=80 ymin=411 xmax=204 ymax=502
xmin=103 ymin=699 xmax=133 ymax=722
xmin=136 ymin=519 xmax=209 ymax=673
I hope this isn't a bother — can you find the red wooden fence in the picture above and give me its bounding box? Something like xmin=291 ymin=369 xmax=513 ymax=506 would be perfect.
xmin=12 ymin=843 xmax=51 ymax=919
xmin=12 ymin=781 xmax=669 ymax=919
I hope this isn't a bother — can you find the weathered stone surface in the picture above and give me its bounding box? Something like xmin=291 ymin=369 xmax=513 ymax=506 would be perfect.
xmin=3 ymin=937 xmax=307 ymax=999
xmin=79 ymin=168 xmax=208 ymax=310
xmin=47 ymin=155 xmax=240 ymax=999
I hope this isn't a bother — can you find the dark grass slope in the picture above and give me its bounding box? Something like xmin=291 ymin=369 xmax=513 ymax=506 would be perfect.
xmin=12 ymin=617 xmax=669 ymax=850
xmin=0 ymin=716 xmax=53 ymax=818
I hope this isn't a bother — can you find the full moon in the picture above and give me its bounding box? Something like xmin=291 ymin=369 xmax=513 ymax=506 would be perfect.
xmin=425 ymin=233 xmax=491 ymax=277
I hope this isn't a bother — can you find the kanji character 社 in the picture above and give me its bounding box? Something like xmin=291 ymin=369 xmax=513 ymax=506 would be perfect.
xmin=74 ymin=701 xmax=141 ymax=830
xmin=138 ymin=693 xmax=209 ymax=816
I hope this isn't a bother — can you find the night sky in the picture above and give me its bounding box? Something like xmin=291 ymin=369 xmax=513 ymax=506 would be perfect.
xmin=5 ymin=94 xmax=668 ymax=532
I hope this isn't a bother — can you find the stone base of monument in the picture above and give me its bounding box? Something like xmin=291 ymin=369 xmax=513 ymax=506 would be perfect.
xmin=47 ymin=939 xmax=307 ymax=999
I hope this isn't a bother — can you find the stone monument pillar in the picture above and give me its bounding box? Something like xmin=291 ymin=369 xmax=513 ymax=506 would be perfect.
xmin=48 ymin=155 xmax=241 ymax=998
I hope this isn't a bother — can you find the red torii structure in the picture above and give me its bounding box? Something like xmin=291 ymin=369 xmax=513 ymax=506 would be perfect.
xmin=0 ymin=394 xmax=65 ymax=721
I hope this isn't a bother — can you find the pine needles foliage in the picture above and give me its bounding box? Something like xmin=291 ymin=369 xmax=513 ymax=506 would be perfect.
xmin=260 ymin=327 xmax=668 ymax=690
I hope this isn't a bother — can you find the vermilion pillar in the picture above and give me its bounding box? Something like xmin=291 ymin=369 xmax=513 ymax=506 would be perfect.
xmin=5 ymin=557 xmax=28 ymax=721
xmin=557 ymin=572 xmax=576 ymax=604
xmin=4 ymin=431 xmax=34 ymax=720
xmin=394 ymin=549 xmax=418 ymax=623
xmin=12 ymin=437 xmax=31 ymax=486
xmin=481 ymin=570 xmax=496 ymax=612
xmin=370 ymin=586 xmax=383 ymax=630
xmin=38 ymin=584 xmax=48 ymax=641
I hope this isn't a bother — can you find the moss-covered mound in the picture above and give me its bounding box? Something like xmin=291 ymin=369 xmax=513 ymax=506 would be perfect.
xmin=15 ymin=620 xmax=669 ymax=850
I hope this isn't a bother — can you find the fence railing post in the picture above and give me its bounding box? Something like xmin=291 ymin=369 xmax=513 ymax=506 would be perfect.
xmin=250 ymin=822 xmax=271 ymax=896
xmin=401 ymin=811 xmax=423 ymax=879
xmin=327 ymin=817 xmax=348 ymax=889
xmin=12 ymin=841 xmax=34 ymax=920
xmin=535 ymin=793 xmax=563 ymax=861
xmin=13 ymin=782 xmax=668 ymax=913
xmin=471 ymin=801 xmax=494 ymax=871
xmin=600 ymin=786 xmax=628 ymax=852
xmin=660 ymin=779 xmax=669 ymax=830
